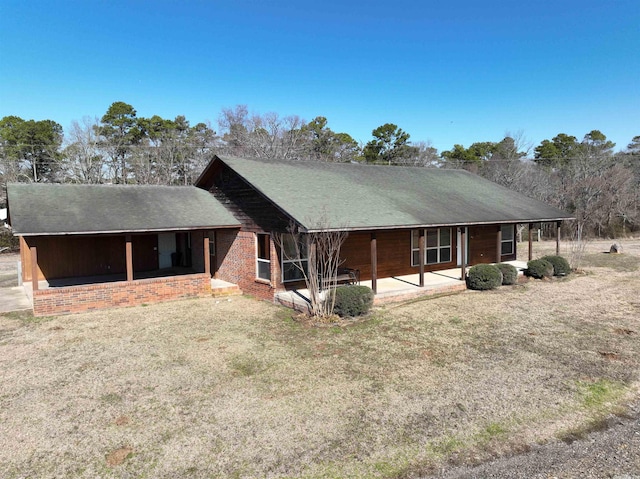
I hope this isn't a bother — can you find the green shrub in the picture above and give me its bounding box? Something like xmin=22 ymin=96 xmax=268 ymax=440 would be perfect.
xmin=496 ymin=263 xmax=518 ymax=285
xmin=541 ymin=255 xmax=571 ymax=276
xmin=0 ymin=227 xmax=19 ymax=252
xmin=525 ymin=259 xmax=554 ymax=279
xmin=466 ymin=264 xmax=502 ymax=290
xmin=332 ymin=285 xmax=374 ymax=317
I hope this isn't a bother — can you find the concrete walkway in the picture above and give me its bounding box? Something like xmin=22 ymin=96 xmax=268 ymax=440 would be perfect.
xmin=0 ymin=286 xmax=31 ymax=313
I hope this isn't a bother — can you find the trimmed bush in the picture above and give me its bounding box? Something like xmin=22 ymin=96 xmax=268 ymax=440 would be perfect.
xmin=466 ymin=264 xmax=502 ymax=291
xmin=525 ymin=259 xmax=554 ymax=279
xmin=496 ymin=263 xmax=518 ymax=285
xmin=541 ymin=255 xmax=571 ymax=276
xmin=332 ymin=285 xmax=374 ymax=317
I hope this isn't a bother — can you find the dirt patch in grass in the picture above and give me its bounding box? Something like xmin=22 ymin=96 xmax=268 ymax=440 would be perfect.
xmin=1 ymin=241 xmax=639 ymax=478
xmin=105 ymin=446 xmax=134 ymax=467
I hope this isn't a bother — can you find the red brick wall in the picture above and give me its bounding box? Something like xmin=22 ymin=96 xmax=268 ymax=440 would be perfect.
xmin=32 ymin=273 xmax=211 ymax=317
xmin=215 ymin=230 xmax=276 ymax=301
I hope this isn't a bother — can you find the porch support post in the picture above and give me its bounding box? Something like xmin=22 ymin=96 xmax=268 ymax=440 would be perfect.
xmin=459 ymin=227 xmax=466 ymax=281
xmin=556 ymin=221 xmax=561 ymax=256
xmin=204 ymin=234 xmax=211 ymax=276
xmin=528 ymin=223 xmax=534 ymax=261
xmin=418 ymin=229 xmax=425 ymax=287
xmin=496 ymin=225 xmax=502 ymax=263
xmin=30 ymin=245 xmax=38 ymax=292
xmin=125 ymin=235 xmax=133 ymax=282
xmin=370 ymin=232 xmax=377 ymax=294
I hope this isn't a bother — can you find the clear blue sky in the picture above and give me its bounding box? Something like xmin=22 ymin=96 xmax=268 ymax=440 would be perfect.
xmin=1 ymin=0 xmax=638 ymax=154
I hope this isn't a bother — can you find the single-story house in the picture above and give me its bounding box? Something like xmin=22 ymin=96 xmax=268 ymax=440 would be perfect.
xmin=195 ymin=156 xmax=572 ymax=302
xmin=7 ymin=156 xmax=572 ymax=315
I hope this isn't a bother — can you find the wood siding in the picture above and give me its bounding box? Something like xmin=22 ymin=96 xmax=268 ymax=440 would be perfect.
xmin=340 ymin=229 xmax=458 ymax=281
xmin=204 ymin=163 xmax=291 ymax=233
xmin=132 ymin=234 xmax=159 ymax=272
xmin=22 ymin=234 xmax=160 ymax=281
xmin=466 ymin=225 xmax=517 ymax=264
xmin=467 ymin=225 xmax=498 ymax=264
xmin=22 ymin=235 xmax=127 ymax=281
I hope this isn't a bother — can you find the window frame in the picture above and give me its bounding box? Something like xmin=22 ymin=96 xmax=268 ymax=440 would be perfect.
xmin=280 ymin=234 xmax=309 ymax=283
xmin=256 ymin=233 xmax=271 ymax=281
xmin=411 ymin=228 xmax=453 ymax=266
xmin=500 ymin=224 xmax=515 ymax=256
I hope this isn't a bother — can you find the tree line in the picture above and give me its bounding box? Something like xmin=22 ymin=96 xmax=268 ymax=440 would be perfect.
xmin=1 ymin=101 xmax=639 ymax=237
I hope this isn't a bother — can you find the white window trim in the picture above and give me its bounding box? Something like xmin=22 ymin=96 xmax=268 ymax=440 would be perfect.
xmin=256 ymin=233 xmax=271 ymax=281
xmin=411 ymin=228 xmax=453 ymax=267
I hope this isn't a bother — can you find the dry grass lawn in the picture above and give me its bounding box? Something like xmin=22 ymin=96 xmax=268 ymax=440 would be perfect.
xmin=1 ymin=239 xmax=639 ymax=478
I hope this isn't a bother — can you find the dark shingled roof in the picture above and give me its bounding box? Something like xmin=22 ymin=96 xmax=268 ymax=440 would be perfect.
xmin=201 ymin=156 xmax=572 ymax=232
xmin=7 ymin=183 xmax=240 ymax=236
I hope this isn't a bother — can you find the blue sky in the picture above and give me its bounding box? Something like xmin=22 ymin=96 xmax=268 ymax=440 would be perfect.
xmin=1 ymin=0 xmax=638 ymax=153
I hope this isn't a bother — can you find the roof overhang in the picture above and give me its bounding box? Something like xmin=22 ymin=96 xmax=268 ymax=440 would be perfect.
xmin=304 ymin=217 xmax=574 ymax=233
xmin=14 ymin=224 xmax=239 ymax=237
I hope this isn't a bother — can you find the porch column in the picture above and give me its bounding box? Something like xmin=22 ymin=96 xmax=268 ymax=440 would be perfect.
xmin=556 ymin=221 xmax=561 ymax=255
xmin=204 ymin=234 xmax=210 ymax=276
xmin=370 ymin=232 xmax=377 ymax=294
xmin=496 ymin=225 xmax=502 ymax=263
xmin=418 ymin=229 xmax=425 ymax=287
xmin=459 ymin=227 xmax=466 ymax=281
xmin=528 ymin=223 xmax=534 ymax=261
xmin=125 ymin=235 xmax=133 ymax=282
xmin=30 ymin=245 xmax=38 ymax=292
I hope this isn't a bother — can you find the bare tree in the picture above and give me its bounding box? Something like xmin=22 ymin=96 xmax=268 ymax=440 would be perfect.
xmin=218 ymin=105 xmax=306 ymax=160
xmin=274 ymin=216 xmax=348 ymax=319
xmin=406 ymin=141 xmax=440 ymax=167
xmin=567 ymin=221 xmax=588 ymax=270
xmin=62 ymin=117 xmax=106 ymax=183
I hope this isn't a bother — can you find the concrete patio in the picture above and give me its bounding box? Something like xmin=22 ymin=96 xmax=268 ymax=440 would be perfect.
xmin=275 ymin=260 xmax=527 ymax=311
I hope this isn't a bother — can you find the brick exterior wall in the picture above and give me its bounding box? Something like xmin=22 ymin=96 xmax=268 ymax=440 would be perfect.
xmin=32 ymin=273 xmax=211 ymax=317
xmin=215 ymin=229 xmax=280 ymax=301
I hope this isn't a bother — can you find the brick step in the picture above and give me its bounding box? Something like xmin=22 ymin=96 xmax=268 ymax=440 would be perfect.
xmin=211 ymin=285 xmax=242 ymax=297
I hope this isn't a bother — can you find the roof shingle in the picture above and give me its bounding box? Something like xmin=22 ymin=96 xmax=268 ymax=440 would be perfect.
xmin=7 ymin=183 xmax=240 ymax=235
xmin=208 ymin=156 xmax=572 ymax=232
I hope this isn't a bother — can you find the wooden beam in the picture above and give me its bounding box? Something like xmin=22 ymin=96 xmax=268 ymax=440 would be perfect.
xmin=528 ymin=223 xmax=534 ymax=261
xmin=459 ymin=227 xmax=466 ymax=281
xmin=370 ymin=232 xmax=377 ymax=294
xmin=556 ymin=221 xmax=561 ymax=256
xmin=204 ymin=234 xmax=211 ymax=276
xmin=125 ymin=235 xmax=133 ymax=282
xmin=30 ymin=245 xmax=38 ymax=292
xmin=418 ymin=229 xmax=425 ymax=287
xmin=496 ymin=225 xmax=502 ymax=263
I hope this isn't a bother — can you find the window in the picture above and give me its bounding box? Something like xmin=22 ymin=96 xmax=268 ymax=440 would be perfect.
xmin=256 ymin=233 xmax=271 ymax=281
xmin=411 ymin=228 xmax=452 ymax=266
xmin=281 ymin=234 xmax=308 ymax=282
xmin=501 ymin=224 xmax=515 ymax=256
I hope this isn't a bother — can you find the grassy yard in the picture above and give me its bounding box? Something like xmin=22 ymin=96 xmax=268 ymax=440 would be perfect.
xmin=1 ymin=239 xmax=639 ymax=478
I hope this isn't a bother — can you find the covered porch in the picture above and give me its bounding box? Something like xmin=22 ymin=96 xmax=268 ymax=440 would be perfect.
xmin=350 ymin=222 xmax=561 ymax=295
xmin=20 ymin=229 xmax=240 ymax=316
xmin=275 ymin=260 xmax=528 ymax=311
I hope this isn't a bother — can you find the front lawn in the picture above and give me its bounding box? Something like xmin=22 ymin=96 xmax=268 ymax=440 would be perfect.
xmin=1 ymin=240 xmax=639 ymax=478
